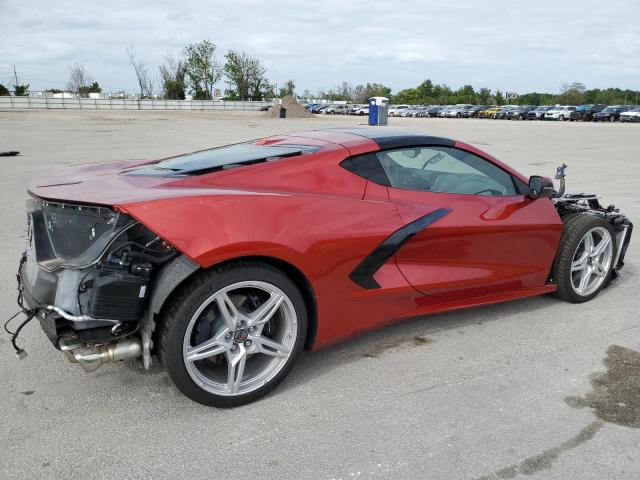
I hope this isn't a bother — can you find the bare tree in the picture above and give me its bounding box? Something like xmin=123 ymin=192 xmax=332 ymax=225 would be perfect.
xmin=159 ymin=53 xmax=187 ymax=100
xmin=127 ymin=46 xmax=153 ymax=99
xmin=66 ymin=63 xmax=93 ymax=97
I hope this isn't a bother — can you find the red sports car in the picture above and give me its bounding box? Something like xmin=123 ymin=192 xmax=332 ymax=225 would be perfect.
xmin=11 ymin=128 xmax=632 ymax=407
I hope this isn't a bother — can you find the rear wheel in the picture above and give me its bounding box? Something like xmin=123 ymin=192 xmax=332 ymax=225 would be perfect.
xmin=553 ymin=215 xmax=616 ymax=303
xmin=159 ymin=262 xmax=307 ymax=407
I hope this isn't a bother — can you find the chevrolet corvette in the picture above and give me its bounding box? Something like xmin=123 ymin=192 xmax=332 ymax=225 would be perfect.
xmin=9 ymin=128 xmax=633 ymax=407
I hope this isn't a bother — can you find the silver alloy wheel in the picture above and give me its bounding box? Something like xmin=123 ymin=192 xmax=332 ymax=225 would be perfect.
xmin=570 ymin=226 xmax=614 ymax=296
xmin=182 ymin=281 xmax=297 ymax=396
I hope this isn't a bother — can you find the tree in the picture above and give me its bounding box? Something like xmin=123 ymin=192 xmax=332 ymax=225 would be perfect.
xmin=127 ymin=46 xmax=153 ymax=98
xmin=493 ymin=90 xmax=505 ymax=105
xmin=184 ymin=40 xmax=222 ymax=99
xmin=278 ymin=80 xmax=295 ymax=97
xmin=319 ymin=82 xmax=356 ymax=101
xmin=223 ymin=50 xmax=266 ymax=100
xmin=88 ymin=82 xmax=101 ymax=93
xmin=66 ymin=63 xmax=94 ymax=97
xmin=0 ymin=84 xmax=10 ymax=96
xmin=556 ymin=82 xmax=586 ymax=105
xmin=477 ymin=88 xmax=492 ymax=104
xmin=14 ymin=84 xmax=29 ymax=96
xmin=159 ymin=53 xmax=187 ymax=100
xmin=456 ymin=85 xmax=476 ymax=104
xmin=416 ymin=79 xmax=435 ymax=101
xmin=393 ymin=87 xmax=421 ymax=104
xmin=259 ymin=81 xmax=276 ymax=100
xmin=353 ymin=83 xmax=392 ymax=103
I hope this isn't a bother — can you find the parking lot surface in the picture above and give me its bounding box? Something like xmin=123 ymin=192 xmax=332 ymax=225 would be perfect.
xmin=1 ymin=111 xmax=639 ymax=479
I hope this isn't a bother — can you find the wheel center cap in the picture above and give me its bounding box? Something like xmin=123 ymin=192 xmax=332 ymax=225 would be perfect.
xmin=233 ymin=329 xmax=249 ymax=343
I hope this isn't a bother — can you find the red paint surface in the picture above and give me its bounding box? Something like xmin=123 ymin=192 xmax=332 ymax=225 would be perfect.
xmin=28 ymin=131 xmax=563 ymax=351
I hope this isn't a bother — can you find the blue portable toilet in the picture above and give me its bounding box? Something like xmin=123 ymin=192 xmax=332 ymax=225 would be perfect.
xmin=368 ymin=96 xmax=389 ymax=126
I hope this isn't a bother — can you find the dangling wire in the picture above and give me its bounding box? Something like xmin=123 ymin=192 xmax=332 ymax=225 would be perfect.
xmin=3 ymin=310 xmax=22 ymax=335
xmin=10 ymin=313 xmax=35 ymax=359
xmin=6 ymin=252 xmax=38 ymax=358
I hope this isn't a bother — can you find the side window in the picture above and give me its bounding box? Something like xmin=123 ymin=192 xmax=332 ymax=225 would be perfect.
xmin=341 ymin=153 xmax=390 ymax=186
xmin=377 ymin=146 xmax=518 ymax=196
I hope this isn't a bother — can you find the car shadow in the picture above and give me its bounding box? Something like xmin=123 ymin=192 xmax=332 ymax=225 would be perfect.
xmin=275 ymin=293 xmax=561 ymax=394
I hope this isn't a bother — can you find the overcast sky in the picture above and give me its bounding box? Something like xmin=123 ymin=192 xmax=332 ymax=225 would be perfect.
xmin=1 ymin=0 xmax=638 ymax=95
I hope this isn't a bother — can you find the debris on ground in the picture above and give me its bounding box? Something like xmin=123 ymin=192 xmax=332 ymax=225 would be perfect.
xmin=265 ymin=95 xmax=314 ymax=119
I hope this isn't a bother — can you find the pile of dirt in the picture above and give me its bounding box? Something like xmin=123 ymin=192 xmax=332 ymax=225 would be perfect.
xmin=264 ymin=95 xmax=314 ymax=119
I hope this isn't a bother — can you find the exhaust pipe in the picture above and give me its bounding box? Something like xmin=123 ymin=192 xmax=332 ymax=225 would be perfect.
xmin=59 ymin=337 xmax=142 ymax=372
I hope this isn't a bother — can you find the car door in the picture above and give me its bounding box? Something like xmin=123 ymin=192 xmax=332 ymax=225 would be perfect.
xmin=377 ymin=145 xmax=562 ymax=302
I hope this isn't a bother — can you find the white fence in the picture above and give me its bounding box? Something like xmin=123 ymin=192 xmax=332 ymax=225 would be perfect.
xmin=0 ymin=96 xmax=272 ymax=111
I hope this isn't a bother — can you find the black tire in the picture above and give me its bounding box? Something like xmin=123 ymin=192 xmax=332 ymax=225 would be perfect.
xmin=159 ymin=261 xmax=308 ymax=407
xmin=553 ymin=214 xmax=616 ymax=303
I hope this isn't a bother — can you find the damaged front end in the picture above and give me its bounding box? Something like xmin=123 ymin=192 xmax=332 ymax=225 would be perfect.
xmin=14 ymin=198 xmax=185 ymax=371
xmin=553 ymin=164 xmax=633 ymax=272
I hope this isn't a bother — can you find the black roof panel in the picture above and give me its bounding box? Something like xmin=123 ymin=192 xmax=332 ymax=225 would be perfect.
xmin=319 ymin=127 xmax=455 ymax=150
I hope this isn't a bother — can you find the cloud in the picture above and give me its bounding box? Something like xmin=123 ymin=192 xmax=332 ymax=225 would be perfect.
xmin=0 ymin=0 xmax=638 ymax=94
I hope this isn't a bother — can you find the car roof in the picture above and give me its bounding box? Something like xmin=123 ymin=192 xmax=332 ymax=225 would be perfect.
xmin=314 ymin=128 xmax=455 ymax=149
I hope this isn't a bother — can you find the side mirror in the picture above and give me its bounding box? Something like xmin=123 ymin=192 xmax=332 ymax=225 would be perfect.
xmin=528 ymin=175 xmax=555 ymax=200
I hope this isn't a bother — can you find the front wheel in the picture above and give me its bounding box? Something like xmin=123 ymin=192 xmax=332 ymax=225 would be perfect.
xmin=159 ymin=262 xmax=308 ymax=407
xmin=553 ymin=215 xmax=616 ymax=303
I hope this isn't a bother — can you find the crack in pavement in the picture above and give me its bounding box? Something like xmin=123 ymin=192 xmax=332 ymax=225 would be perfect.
xmin=476 ymin=344 xmax=640 ymax=479
xmin=475 ymin=421 xmax=603 ymax=480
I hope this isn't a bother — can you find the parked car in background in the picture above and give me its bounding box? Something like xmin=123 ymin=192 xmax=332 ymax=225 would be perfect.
xmin=399 ymin=106 xmax=417 ymax=117
xmin=418 ymin=106 xmax=441 ymax=117
xmin=346 ymin=104 xmax=365 ymax=115
xmin=388 ymin=105 xmax=410 ymax=117
xmin=445 ymin=105 xmax=474 ymax=118
xmin=478 ymin=106 xmax=501 ymax=118
xmin=323 ymin=104 xmax=350 ymax=115
xmin=574 ymin=104 xmax=607 ymax=122
xmin=593 ymin=106 xmax=628 ymax=122
xmin=304 ymin=103 xmax=320 ymax=112
xmin=411 ymin=106 xmax=426 ymax=117
xmin=463 ymin=105 xmax=491 ymax=118
xmin=353 ymin=105 xmax=369 ymax=116
xmin=506 ymin=106 xmax=536 ymax=120
xmin=619 ymin=107 xmax=640 ymax=123
xmin=526 ymin=106 xmax=553 ymax=120
xmin=308 ymin=104 xmax=326 ymax=114
xmin=438 ymin=106 xmax=454 ymax=118
xmin=494 ymin=106 xmax=516 ymax=120
xmin=545 ymin=106 xmax=577 ymax=121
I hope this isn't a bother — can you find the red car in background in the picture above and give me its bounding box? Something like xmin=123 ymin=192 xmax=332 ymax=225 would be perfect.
xmin=11 ymin=128 xmax=632 ymax=406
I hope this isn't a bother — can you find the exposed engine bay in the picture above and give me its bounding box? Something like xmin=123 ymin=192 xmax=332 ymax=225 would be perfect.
xmin=552 ymin=164 xmax=633 ymax=271
xmin=12 ymin=198 xmax=183 ymax=371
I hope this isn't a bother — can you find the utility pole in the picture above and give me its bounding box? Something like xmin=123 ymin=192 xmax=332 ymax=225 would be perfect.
xmin=13 ymin=65 xmax=19 ymax=87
